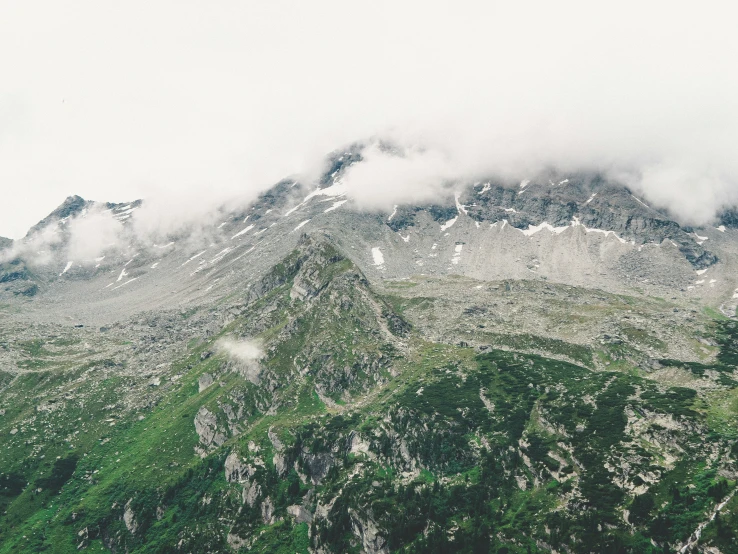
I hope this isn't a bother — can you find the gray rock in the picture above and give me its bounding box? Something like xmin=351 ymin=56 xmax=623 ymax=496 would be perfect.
xmin=123 ymin=499 xmax=137 ymax=535
xmin=224 ymin=451 xmax=248 ymax=483
xmin=242 ymin=480 xmax=261 ymax=508
xmin=287 ymin=504 xmax=313 ymax=524
xmin=349 ymin=509 xmax=388 ymax=554
xmin=303 ymin=451 xmax=334 ymax=485
xmin=261 ymin=497 xmax=275 ymax=524
xmin=198 ymin=373 xmax=214 ymax=393
xmin=273 ymin=453 xmax=288 ymax=476
xmin=268 ymin=426 xmax=284 ymax=451
xmin=194 ymin=406 xmax=225 ymax=448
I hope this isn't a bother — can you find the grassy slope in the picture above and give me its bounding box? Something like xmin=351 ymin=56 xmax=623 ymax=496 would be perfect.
xmin=1 ymin=244 xmax=737 ymax=553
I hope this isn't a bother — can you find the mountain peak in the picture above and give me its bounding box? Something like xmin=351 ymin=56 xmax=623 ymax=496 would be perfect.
xmin=25 ymin=195 xmax=89 ymax=238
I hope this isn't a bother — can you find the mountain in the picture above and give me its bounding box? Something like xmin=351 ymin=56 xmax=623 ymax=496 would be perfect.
xmin=1 ymin=146 xmax=738 ymax=553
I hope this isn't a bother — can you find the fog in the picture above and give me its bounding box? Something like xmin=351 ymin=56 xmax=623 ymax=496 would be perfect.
xmin=216 ymin=338 xmax=264 ymax=365
xmin=216 ymin=337 xmax=264 ymax=385
xmin=1 ymin=0 xmax=736 ymax=239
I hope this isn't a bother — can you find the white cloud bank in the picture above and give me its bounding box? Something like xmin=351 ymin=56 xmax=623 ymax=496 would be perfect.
xmin=216 ymin=338 xmax=264 ymax=364
xmin=216 ymin=337 xmax=264 ymax=385
xmin=66 ymin=207 xmax=124 ymax=261
xmin=1 ymin=0 xmax=737 ymax=237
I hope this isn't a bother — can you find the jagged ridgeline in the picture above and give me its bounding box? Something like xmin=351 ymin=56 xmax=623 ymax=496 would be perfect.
xmin=1 ymin=233 xmax=738 ymax=554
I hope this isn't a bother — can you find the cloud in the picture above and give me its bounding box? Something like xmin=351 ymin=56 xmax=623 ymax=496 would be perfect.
xmin=336 ymin=144 xmax=456 ymax=211
xmin=0 ymin=222 xmax=63 ymax=265
xmin=129 ymin=186 xmax=249 ymax=242
xmin=215 ymin=337 xmax=264 ymax=385
xmin=1 ymin=0 xmax=737 ymax=236
xmin=215 ymin=337 xmax=264 ymax=364
xmin=66 ymin=207 xmax=125 ymax=261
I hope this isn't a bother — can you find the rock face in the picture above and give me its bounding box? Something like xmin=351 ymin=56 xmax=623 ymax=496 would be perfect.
xmin=194 ymin=407 xmax=225 ymax=449
xmin=350 ymin=510 xmax=389 ymax=554
xmin=198 ymin=373 xmax=214 ymax=393
xmin=302 ymin=451 xmax=334 ymax=485
xmin=224 ymin=451 xmax=248 ymax=483
xmin=123 ymin=499 xmax=137 ymax=535
xmin=261 ymin=497 xmax=275 ymax=525
xmin=268 ymin=427 xmax=288 ymax=476
xmin=452 ymin=178 xmax=719 ymax=269
xmin=242 ymin=480 xmax=261 ymax=508
xmin=387 ymin=176 xmax=718 ymax=269
xmin=287 ymin=504 xmax=313 ymax=524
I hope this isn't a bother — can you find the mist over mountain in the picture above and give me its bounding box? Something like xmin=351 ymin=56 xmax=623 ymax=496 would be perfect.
xmin=1 ymin=132 xmax=738 ymax=553
xmin=2 ymin=2 xmax=738 ymax=553
xmin=2 ymin=0 xmax=738 ymax=238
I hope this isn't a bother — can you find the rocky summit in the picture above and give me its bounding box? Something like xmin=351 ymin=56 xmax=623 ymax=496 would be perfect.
xmin=2 ymin=147 xmax=738 ymax=554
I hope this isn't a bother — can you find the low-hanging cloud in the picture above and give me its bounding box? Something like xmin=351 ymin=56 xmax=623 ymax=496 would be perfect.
xmin=0 ymin=222 xmax=63 ymax=266
xmin=216 ymin=337 xmax=264 ymax=364
xmin=66 ymin=207 xmax=125 ymax=261
xmin=1 ymin=0 xmax=737 ymax=236
xmin=215 ymin=337 xmax=264 ymax=385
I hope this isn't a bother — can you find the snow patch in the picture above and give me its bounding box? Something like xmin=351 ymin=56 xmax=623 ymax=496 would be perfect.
xmin=387 ymin=205 xmax=398 ymax=221
xmin=286 ymin=182 xmax=348 ymax=217
xmin=631 ymin=194 xmax=651 ymax=210
xmin=519 ymin=222 xmax=569 ymax=236
xmin=182 ymin=250 xmax=207 ymax=266
xmin=440 ymin=217 xmax=458 ymax=232
xmin=571 ymin=217 xmax=627 ymax=243
xmin=478 ymin=183 xmax=491 ymax=195
xmin=112 ymin=277 xmax=138 ymax=290
xmin=324 ymin=199 xmax=348 ymax=213
xmin=717 ymin=225 xmax=726 ymax=232
xmin=585 ymin=193 xmax=597 ymax=204
xmin=451 ymin=244 xmax=463 ymax=265
xmin=371 ymin=247 xmax=385 ymax=267
xmin=60 ymin=261 xmax=73 ymax=276
xmin=231 ymin=224 xmax=255 ymax=239
xmin=209 ymin=248 xmax=232 ymax=264
xmin=293 ymin=219 xmax=310 ymax=232
xmin=454 ymin=193 xmax=468 ymax=215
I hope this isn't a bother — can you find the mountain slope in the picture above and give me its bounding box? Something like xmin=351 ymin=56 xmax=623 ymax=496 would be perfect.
xmin=1 ymin=233 xmax=737 ymax=553
xmin=2 ymin=147 xmax=738 ymax=553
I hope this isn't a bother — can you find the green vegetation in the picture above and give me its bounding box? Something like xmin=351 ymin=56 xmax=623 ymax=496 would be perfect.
xmin=1 ymin=240 xmax=737 ymax=553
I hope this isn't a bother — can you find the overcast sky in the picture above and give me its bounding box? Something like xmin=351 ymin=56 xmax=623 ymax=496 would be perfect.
xmin=1 ymin=0 xmax=737 ymax=238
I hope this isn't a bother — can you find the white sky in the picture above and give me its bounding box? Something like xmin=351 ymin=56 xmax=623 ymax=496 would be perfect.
xmin=1 ymin=0 xmax=737 ymax=238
